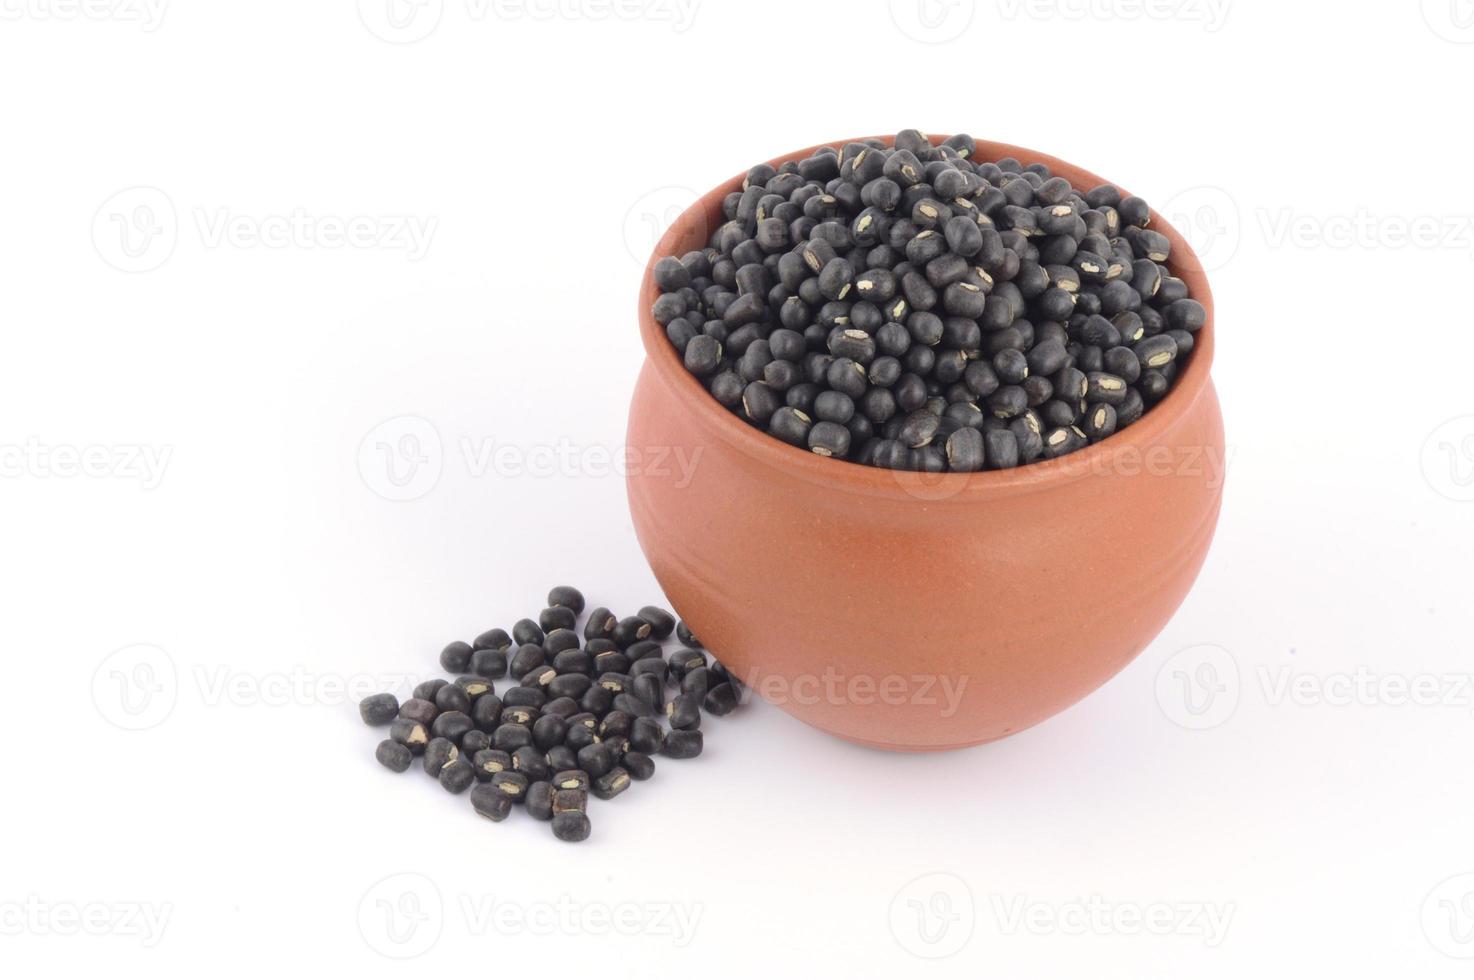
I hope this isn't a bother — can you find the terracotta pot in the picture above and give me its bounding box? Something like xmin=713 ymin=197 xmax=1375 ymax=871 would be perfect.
xmin=627 ymin=136 xmax=1224 ymax=751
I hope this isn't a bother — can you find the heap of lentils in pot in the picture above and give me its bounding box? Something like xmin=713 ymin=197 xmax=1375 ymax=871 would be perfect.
xmin=651 ymin=129 xmax=1207 ymax=472
xmin=359 ymin=586 xmax=739 ymax=843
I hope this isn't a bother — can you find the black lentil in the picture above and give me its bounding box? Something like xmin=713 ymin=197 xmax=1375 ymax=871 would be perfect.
xmin=552 ymin=811 xmax=591 ymax=842
xmin=439 ymin=641 xmax=473 ymax=674
xmin=472 ymin=749 xmax=512 ymax=780
xmin=592 ymin=767 xmax=632 ymax=800
xmin=526 ymin=781 xmax=554 ymax=820
xmin=470 ymin=647 xmax=507 ymax=679
xmin=390 ymin=718 xmax=429 ymax=754
xmin=623 ymin=751 xmax=656 ymax=781
xmin=434 ymin=684 xmax=471 ymax=715
xmin=547 ymin=585 xmax=586 ymax=614
xmin=438 ymin=759 xmax=475 ymax=794
xmin=637 ymin=605 xmax=676 ymax=639
xmin=667 ymin=693 xmax=702 ymax=731
xmin=398 ymin=698 xmax=437 ymax=725
xmin=422 ymin=737 xmax=459 ymax=776
xmin=359 ymin=693 xmax=399 ymax=726
xmin=472 ymin=627 xmax=511 ymax=652
xmin=375 ymin=739 xmax=412 ymax=772
xmin=655 ymin=131 xmax=1204 ymax=471
xmin=662 ymin=730 xmax=704 ymax=759
xmin=472 ymin=784 xmax=514 ymax=822
xmin=363 ymin=590 xmax=741 ymax=843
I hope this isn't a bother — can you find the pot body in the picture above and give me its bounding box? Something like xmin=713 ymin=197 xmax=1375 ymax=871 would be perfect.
xmin=627 ymin=136 xmax=1224 ymax=750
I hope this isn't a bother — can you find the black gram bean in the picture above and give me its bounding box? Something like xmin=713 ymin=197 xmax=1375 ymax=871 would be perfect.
xmin=630 ymin=660 xmax=672 ymax=683
xmin=808 ymin=420 xmax=851 ymax=457
xmin=1042 ymin=425 xmax=1088 ymax=459
xmin=533 ymin=714 xmax=569 ymax=750
xmin=536 ymin=646 xmax=582 ymax=677
xmin=547 ymin=673 xmax=592 ymax=700
xmin=545 ymin=745 xmax=578 ymax=773
xmin=584 ymin=607 xmax=617 ymax=641
xmin=537 ymin=606 xmax=574 ymax=634
xmin=500 ymin=705 xmax=538 ymax=727
xmin=376 ymin=739 xmax=412 ymax=772
xmin=431 ymin=711 xmax=474 ymax=742
xmin=398 ymin=697 xmax=438 ymax=725
xmin=623 ymin=751 xmax=656 ymax=781
xmin=390 ymin=718 xmax=429 ymax=754
xmin=471 ymin=784 xmax=513 ymax=822
xmin=491 ymin=770 xmax=529 ymax=800
xmin=455 ymin=675 xmax=493 ymax=701
xmin=662 ymin=730 xmax=704 ymax=759
xmin=359 ymin=693 xmax=399 ymax=726
xmin=614 ymin=691 xmax=658 ymax=719
xmin=526 ymin=781 xmax=554 ymax=820
xmin=502 ymin=686 xmax=545 ymax=709
xmin=592 ymin=768 xmax=632 ymax=801
xmin=508 ymin=643 xmax=545 ymax=678
xmin=470 ymin=647 xmax=507 ymax=679
xmin=676 ymin=621 xmax=701 ymax=648
xmin=472 ymin=748 xmax=512 ymax=780
xmin=439 ymin=641 xmax=473 ymax=674
xmin=434 ymin=684 xmax=471 ymax=715
xmin=412 ymin=679 xmax=447 ymax=701
xmin=512 ymin=745 xmax=551 ymax=782
xmin=471 ymin=694 xmax=502 ymax=730
xmin=439 ymin=759 xmax=474 ymax=794
xmin=768 ymin=406 xmax=813 ymax=446
xmin=631 ymin=673 xmax=664 ymax=711
xmin=552 ymin=810 xmax=591 ymax=842
xmin=637 ymin=605 xmax=676 ymax=639
xmin=945 ymin=426 xmax=984 ymax=472
xmin=552 ymin=770 xmax=589 ymax=792
xmin=612 ymin=616 xmax=652 ymax=648
xmin=579 ymin=686 xmax=613 ymax=718
xmin=667 ymin=693 xmax=702 ymax=731
xmin=630 ymin=717 xmax=666 ymax=754
xmin=546 ymin=585 xmax=585 ymax=613
xmin=460 ymin=729 xmax=492 ymax=754
xmin=1083 ymin=402 xmax=1118 ymax=440
xmin=681 ymin=666 xmax=711 ymax=699
xmin=512 ymin=618 xmax=544 ymax=647
xmin=542 ymin=696 xmax=578 ymax=719
xmin=491 ymin=723 xmax=532 ymax=751
xmin=703 ymin=683 xmax=739 ymax=716
xmin=576 ymin=743 xmax=616 ymax=780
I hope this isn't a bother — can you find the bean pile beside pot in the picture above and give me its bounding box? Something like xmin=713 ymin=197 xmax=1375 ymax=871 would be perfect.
xmin=359 ymin=587 xmax=740 ymax=843
xmin=651 ymin=129 xmax=1207 ymax=472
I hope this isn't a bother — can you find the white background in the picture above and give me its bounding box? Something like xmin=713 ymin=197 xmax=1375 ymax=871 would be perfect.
xmin=4 ymin=0 xmax=1474 ymax=975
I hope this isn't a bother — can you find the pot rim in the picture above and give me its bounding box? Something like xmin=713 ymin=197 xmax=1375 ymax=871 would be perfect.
xmin=636 ymin=133 xmax=1217 ymax=501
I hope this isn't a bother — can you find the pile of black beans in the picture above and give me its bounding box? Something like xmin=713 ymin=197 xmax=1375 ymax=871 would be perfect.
xmin=359 ymin=587 xmax=740 ymax=843
xmin=651 ymin=129 xmax=1208 ymax=472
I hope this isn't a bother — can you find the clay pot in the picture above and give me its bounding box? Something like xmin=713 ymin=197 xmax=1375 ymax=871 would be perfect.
xmin=627 ymin=136 xmax=1224 ymax=751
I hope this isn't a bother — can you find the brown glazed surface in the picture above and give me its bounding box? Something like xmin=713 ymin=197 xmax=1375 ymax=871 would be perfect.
xmin=627 ymin=136 xmax=1224 ymax=751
